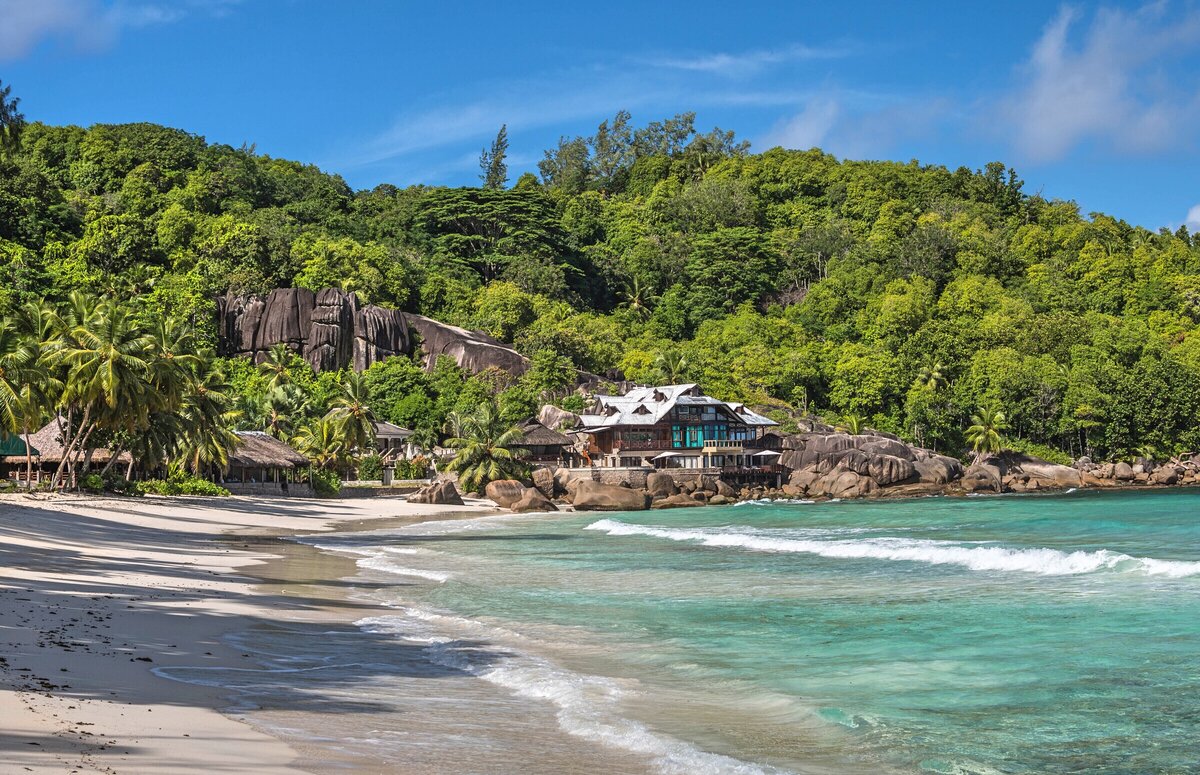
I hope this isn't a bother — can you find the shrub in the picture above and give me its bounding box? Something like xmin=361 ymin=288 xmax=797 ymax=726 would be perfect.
xmin=82 ymin=473 xmax=104 ymax=493
xmin=136 ymin=475 xmax=230 ymax=497
xmin=358 ymin=454 xmax=383 ymax=481
xmin=1005 ymin=438 xmax=1073 ymax=466
xmin=309 ymin=468 xmax=341 ymax=497
xmin=394 ymin=456 xmax=430 ymax=480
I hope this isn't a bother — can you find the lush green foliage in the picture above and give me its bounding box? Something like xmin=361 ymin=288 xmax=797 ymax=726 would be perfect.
xmin=307 ymin=467 xmax=341 ymax=497
xmin=136 ymin=471 xmax=231 ymax=496
xmin=443 ymin=400 xmax=528 ymax=492
xmin=2 ymin=107 xmax=1199 ymax=461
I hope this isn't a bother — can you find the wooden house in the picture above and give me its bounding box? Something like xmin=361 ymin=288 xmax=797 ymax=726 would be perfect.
xmin=577 ymin=384 xmax=779 ymax=471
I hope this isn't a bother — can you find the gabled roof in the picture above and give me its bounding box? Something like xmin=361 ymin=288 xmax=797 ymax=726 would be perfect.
xmin=726 ymin=402 xmax=778 ymax=427
xmin=229 ymin=431 xmax=309 ymax=469
xmin=373 ymin=421 xmax=414 ymax=439
xmin=579 ymin=384 xmax=778 ymax=430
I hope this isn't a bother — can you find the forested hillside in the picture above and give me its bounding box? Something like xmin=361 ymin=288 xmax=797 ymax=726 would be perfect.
xmin=2 ymin=107 xmax=1199 ymax=461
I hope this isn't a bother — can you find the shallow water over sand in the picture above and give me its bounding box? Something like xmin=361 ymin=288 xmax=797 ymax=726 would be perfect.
xmin=164 ymin=490 xmax=1200 ymax=773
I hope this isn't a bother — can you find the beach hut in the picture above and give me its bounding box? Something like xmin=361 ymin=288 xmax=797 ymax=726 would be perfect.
xmin=224 ymin=431 xmax=312 ymax=495
xmin=514 ymin=419 xmax=574 ymax=466
xmin=1 ymin=419 xmax=131 ymax=485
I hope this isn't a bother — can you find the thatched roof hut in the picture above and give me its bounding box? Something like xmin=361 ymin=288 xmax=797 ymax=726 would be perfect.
xmin=516 ymin=419 xmax=572 ymax=448
xmin=229 ymin=431 xmax=309 ymax=470
xmin=1 ymin=419 xmax=129 ymax=464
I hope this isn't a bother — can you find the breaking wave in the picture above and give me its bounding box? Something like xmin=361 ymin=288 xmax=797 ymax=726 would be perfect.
xmin=583 ymin=520 xmax=1200 ymax=577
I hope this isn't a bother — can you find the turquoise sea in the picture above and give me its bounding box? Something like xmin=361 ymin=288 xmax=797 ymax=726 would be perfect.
xmin=177 ymin=490 xmax=1200 ymax=773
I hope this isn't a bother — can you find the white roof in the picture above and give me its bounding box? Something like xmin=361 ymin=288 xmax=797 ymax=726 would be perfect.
xmin=579 ymin=384 xmax=777 ymax=430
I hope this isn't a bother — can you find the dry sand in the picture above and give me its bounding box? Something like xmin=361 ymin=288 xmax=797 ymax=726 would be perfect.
xmin=0 ymin=493 xmax=500 ymax=774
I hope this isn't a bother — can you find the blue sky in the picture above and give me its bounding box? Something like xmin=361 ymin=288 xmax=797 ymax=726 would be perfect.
xmin=2 ymin=0 xmax=1199 ymax=230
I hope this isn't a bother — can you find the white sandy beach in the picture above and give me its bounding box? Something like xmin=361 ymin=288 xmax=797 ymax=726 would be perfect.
xmin=0 ymin=493 xmax=502 ymax=774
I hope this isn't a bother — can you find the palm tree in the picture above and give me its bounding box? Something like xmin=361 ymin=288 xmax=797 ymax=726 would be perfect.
xmin=261 ymin=385 xmax=309 ymax=439
xmin=292 ymin=415 xmax=347 ymax=471
xmin=49 ymin=300 xmax=153 ymax=485
xmin=653 ymin=349 xmax=689 ymax=384
xmin=837 ymin=412 xmax=866 ymax=435
xmin=0 ymin=320 xmax=35 ymax=435
xmin=443 ymin=401 xmax=527 ymax=492
xmin=329 ymin=371 xmax=376 ymax=454
xmin=174 ymin=363 xmax=238 ymax=476
xmin=914 ymin=361 xmax=947 ymax=391
xmin=618 ymin=277 xmax=657 ymax=321
xmin=257 ymin=343 xmax=294 ymax=390
xmin=442 ymin=410 xmax=468 ymax=440
xmin=966 ymin=406 xmax=1008 ymax=462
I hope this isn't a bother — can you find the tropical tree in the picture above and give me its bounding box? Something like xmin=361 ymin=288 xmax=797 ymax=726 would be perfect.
xmin=838 ymin=412 xmax=867 ymax=435
xmin=443 ymin=400 xmax=528 ymax=492
xmin=329 ymin=371 xmax=376 ymax=454
xmin=260 ymin=384 xmax=309 ymax=438
xmin=618 ymin=277 xmax=657 ymax=320
xmin=257 ymin=343 xmax=294 ymax=390
xmin=47 ymin=300 xmax=154 ymax=485
xmin=966 ymin=406 xmax=1008 ymax=461
xmin=653 ymin=348 xmax=689 ymax=384
xmin=0 ymin=79 xmax=25 ymax=155
xmin=292 ymin=415 xmax=346 ymax=470
xmin=915 ymin=361 xmax=948 ymax=391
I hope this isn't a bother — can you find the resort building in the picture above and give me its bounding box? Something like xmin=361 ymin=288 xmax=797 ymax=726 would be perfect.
xmin=373 ymin=420 xmax=417 ymax=460
xmin=577 ymin=384 xmax=781 ymax=472
xmin=222 ymin=431 xmax=312 ymax=496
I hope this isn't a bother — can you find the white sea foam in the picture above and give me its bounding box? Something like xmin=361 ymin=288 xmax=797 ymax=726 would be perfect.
xmin=357 ymin=610 xmax=788 ymax=775
xmin=584 ymin=519 xmax=1200 ymax=578
xmin=355 ymin=553 xmax=453 ymax=582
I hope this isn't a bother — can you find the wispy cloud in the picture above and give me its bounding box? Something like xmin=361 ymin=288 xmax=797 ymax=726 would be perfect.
xmin=645 ymin=43 xmax=852 ymax=77
xmin=994 ymin=3 xmax=1200 ymax=162
xmin=0 ymin=0 xmax=235 ymax=61
xmin=1186 ymin=204 xmax=1200 ymax=229
xmin=759 ymin=93 xmax=954 ymax=159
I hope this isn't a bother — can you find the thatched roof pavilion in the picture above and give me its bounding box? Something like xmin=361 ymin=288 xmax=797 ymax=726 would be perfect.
xmin=229 ymin=431 xmax=309 ymax=469
xmin=0 ymin=419 xmax=129 ymax=464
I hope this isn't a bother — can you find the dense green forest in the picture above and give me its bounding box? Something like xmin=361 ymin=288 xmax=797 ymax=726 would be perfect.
xmin=3 ymin=88 xmax=1200 ymax=464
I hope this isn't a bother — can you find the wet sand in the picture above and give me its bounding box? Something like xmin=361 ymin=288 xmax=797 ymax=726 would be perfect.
xmin=0 ymin=493 xmax=654 ymax=774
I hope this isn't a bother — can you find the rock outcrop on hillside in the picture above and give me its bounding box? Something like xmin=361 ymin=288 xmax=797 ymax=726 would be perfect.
xmin=216 ymin=288 xmax=532 ymax=377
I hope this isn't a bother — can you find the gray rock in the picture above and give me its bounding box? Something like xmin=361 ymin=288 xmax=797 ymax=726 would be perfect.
xmin=646 ymin=472 xmax=679 ymax=499
xmin=1113 ymin=462 xmax=1135 ymax=481
xmin=485 ymin=479 xmax=527 ymax=509
xmin=961 ymin=463 xmax=1002 ymax=493
xmin=408 ymin=480 xmax=464 ymax=505
xmin=531 ymin=467 xmax=557 ymax=499
xmin=857 ymin=438 xmax=916 ymax=461
xmin=867 ymin=454 xmax=917 ymax=486
xmin=511 ymin=488 xmax=558 ymax=513
xmin=652 ymin=493 xmax=705 ymax=509
xmin=570 ymin=481 xmax=650 ymax=511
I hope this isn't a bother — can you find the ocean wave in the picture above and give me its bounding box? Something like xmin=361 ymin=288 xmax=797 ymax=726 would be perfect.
xmin=358 ymin=611 xmax=789 ymax=775
xmin=355 ymin=553 xmax=453 ymax=582
xmin=583 ymin=520 xmax=1200 ymax=577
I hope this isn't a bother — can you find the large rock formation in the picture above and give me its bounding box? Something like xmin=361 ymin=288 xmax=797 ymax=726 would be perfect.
xmin=406 ymin=314 xmax=529 ymax=377
xmin=216 ymin=288 xmax=532 ymax=377
xmin=570 ymin=480 xmax=650 ymax=511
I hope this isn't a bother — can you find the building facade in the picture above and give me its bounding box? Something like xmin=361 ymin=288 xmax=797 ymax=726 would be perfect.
xmin=577 ymin=384 xmax=780 ymax=471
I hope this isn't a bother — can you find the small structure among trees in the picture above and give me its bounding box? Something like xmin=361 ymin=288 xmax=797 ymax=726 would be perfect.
xmin=223 ymin=431 xmax=311 ymax=496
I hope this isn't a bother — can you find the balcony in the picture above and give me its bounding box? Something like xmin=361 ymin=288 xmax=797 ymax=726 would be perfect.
xmin=616 ymin=439 xmax=671 ymax=451
xmin=703 ymin=439 xmax=744 ymax=450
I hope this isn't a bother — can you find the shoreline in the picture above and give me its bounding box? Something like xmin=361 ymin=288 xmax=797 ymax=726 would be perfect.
xmin=0 ymin=492 xmax=502 ymax=774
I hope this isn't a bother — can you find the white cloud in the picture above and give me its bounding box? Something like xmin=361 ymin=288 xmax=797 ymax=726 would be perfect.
xmin=759 ymin=94 xmax=954 ymax=159
xmin=1186 ymin=203 xmax=1200 ymax=229
xmin=760 ymin=97 xmax=841 ymax=149
xmin=0 ymin=0 xmax=228 ymax=61
xmin=996 ymin=3 xmax=1200 ymax=162
xmin=647 ymin=43 xmax=851 ymax=77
